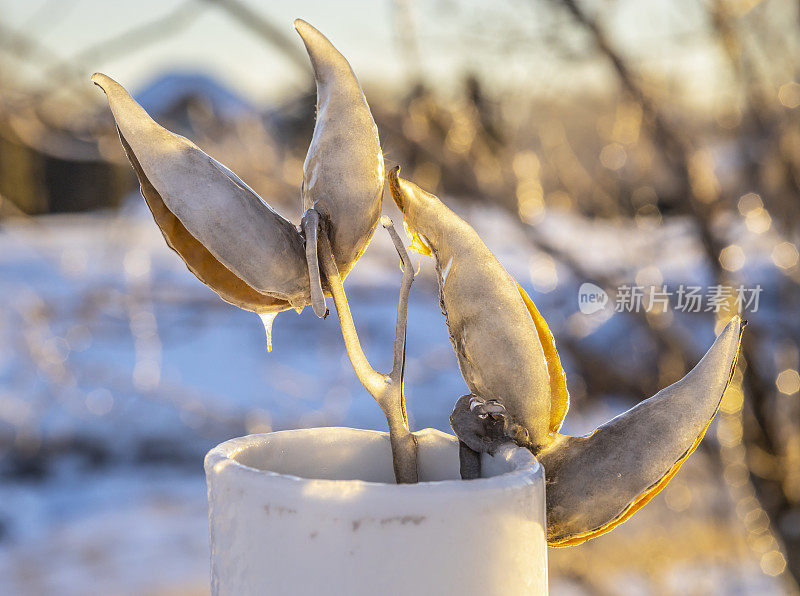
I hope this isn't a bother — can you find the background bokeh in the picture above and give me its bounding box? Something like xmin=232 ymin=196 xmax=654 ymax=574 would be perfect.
xmin=1 ymin=0 xmax=799 ymax=594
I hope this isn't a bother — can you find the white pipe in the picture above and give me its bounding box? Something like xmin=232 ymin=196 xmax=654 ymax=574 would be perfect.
xmin=205 ymin=427 xmax=548 ymax=595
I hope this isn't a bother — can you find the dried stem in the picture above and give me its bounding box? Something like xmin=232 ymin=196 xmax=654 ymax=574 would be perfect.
xmin=383 ymin=217 xmax=414 ymax=421
xmin=317 ymin=215 xmax=418 ymax=483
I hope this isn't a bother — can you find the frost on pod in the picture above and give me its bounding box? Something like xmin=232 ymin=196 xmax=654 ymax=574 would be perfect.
xmin=388 ymin=168 xmax=744 ymax=546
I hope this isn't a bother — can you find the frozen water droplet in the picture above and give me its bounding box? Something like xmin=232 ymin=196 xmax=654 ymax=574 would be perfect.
xmin=258 ymin=312 xmax=279 ymax=353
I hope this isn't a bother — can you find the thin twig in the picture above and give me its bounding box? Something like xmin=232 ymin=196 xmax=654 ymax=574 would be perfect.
xmin=382 ymin=217 xmax=414 ymax=392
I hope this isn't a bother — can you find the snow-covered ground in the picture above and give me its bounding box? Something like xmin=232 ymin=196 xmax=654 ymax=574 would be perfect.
xmin=0 ymin=196 xmax=789 ymax=594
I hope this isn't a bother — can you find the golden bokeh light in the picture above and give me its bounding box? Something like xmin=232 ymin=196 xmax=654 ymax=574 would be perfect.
xmin=737 ymin=192 xmax=763 ymax=215
xmin=719 ymin=245 xmax=746 ymax=272
xmin=529 ymin=254 xmax=558 ymax=293
xmin=771 ymin=242 xmax=799 ymax=269
xmin=635 ymin=204 xmax=662 ymax=229
xmin=599 ymin=142 xmax=627 ymax=170
xmin=760 ymin=550 xmax=787 ymax=576
xmin=778 ymin=82 xmax=800 ymax=108
xmin=744 ymin=208 xmax=771 ymax=234
xmin=717 ymin=414 xmax=744 ymax=446
xmin=514 ymin=151 xmax=545 ymax=224
xmin=775 ymin=369 xmax=800 ymax=395
xmin=512 ymin=150 xmax=540 ymax=178
xmin=719 ymin=385 xmax=745 ymax=415
xmin=664 ymin=479 xmax=692 ymax=512
xmin=635 ymin=265 xmax=663 ymax=287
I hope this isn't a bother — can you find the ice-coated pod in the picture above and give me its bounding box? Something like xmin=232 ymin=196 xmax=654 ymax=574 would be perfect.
xmin=390 ymin=169 xmax=744 ymax=546
xmin=92 ymin=73 xmax=310 ymax=314
xmin=295 ymin=19 xmax=384 ymax=278
xmin=540 ymin=316 xmax=743 ymax=546
xmin=388 ymin=168 xmax=562 ymax=450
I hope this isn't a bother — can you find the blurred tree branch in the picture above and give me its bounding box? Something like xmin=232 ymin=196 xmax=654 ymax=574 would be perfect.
xmin=552 ymin=0 xmax=800 ymax=585
xmin=200 ymin=0 xmax=310 ymax=73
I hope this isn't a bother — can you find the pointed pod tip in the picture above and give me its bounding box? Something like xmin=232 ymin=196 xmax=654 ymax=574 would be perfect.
xmin=91 ymin=73 xmax=125 ymax=100
xmin=716 ymin=313 xmax=743 ymax=341
xmin=292 ymin=18 xmax=353 ymax=86
xmin=91 ymin=72 xmax=109 ymax=90
xmin=293 ymin=18 xmax=322 ymax=46
xmin=542 ymin=314 xmax=745 ymax=546
xmin=387 ymin=166 xmax=405 ymax=211
xmin=293 ymin=18 xmax=311 ymax=32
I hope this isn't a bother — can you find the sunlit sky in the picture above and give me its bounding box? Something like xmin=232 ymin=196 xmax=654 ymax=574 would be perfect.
xmin=0 ymin=0 xmax=744 ymax=110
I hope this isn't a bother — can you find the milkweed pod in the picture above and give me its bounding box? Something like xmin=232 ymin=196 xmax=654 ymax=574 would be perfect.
xmin=388 ymin=168 xmax=556 ymax=449
xmin=295 ymin=19 xmax=384 ymax=278
xmin=541 ymin=316 xmax=743 ymax=546
xmin=92 ymin=73 xmax=310 ymax=314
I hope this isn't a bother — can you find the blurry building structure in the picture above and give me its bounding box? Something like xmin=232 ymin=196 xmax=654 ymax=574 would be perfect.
xmin=0 ymin=114 xmax=128 ymax=214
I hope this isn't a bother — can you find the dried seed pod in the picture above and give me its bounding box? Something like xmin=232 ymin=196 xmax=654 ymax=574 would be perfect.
xmin=295 ymin=19 xmax=384 ymax=279
xmin=92 ymin=73 xmax=310 ymax=314
xmin=540 ymin=316 xmax=743 ymax=546
xmin=388 ymin=168 xmax=556 ymax=450
xmin=390 ymin=169 xmax=743 ymax=545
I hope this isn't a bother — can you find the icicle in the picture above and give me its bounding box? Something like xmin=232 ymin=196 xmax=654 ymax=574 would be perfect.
xmin=258 ymin=312 xmax=279 ymax=353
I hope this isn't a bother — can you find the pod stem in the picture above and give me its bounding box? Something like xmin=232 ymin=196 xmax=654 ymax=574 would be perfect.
xmin=301 ymin=209 xmax=328 ymax=318
xmin=317 ymin=218 xmax=418 ymax=484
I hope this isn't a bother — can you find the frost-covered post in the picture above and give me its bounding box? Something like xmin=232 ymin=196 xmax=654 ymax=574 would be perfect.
xmin=205 ymin=428 xmax=548 ymax=594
